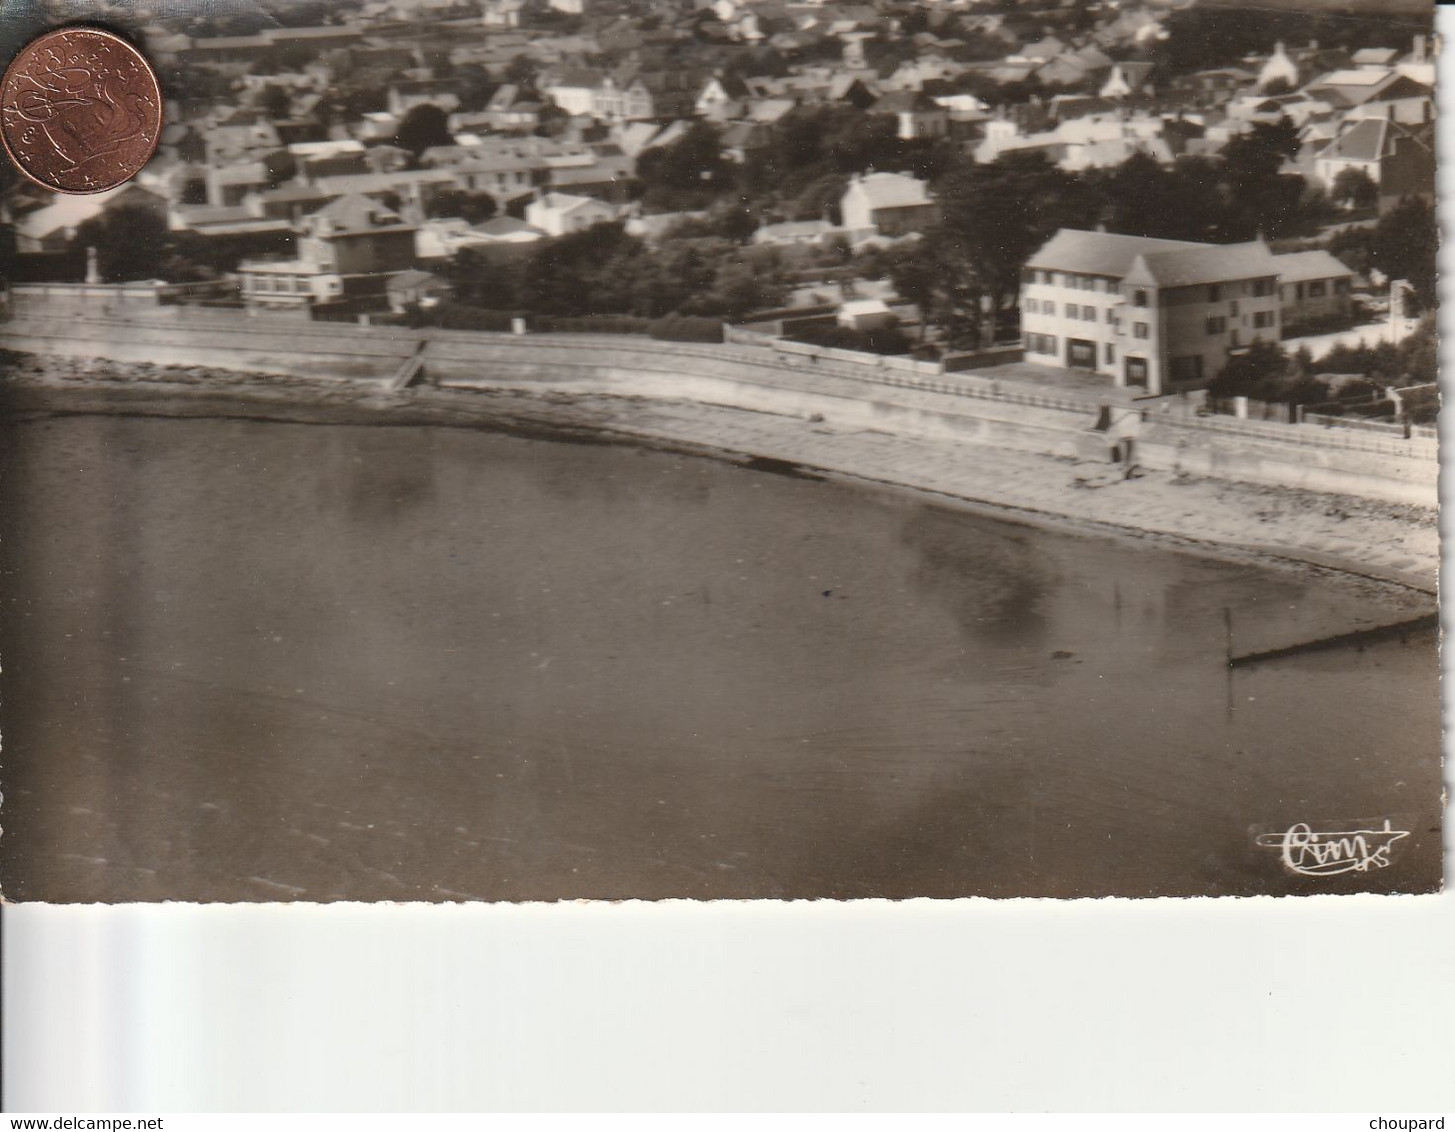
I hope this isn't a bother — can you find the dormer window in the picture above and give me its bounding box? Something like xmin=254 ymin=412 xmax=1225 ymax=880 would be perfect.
xmin=1133 ymin=289 xmax=1148 ymax=307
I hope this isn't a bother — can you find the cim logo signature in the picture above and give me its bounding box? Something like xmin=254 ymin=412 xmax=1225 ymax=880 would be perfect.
xmin=1255 ymin=819 xmax=1411 ymax=878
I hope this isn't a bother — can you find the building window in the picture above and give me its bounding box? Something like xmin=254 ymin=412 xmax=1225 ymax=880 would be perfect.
xmin=1169 ymin=355 xmax=1204 ymax=383
xmin=1252 ymin=278 xmax=1274 ymax=297
xmin=1083 ymin=305 xmax=1096 ymax=320
xmin=1024 ymin=298 xmax=1038 ymax=314
xmin=1253 ymin=311 xmax=1275 ymax=329
xmin=1207 ymin=284 xmax=1221 ymax=302
xmin=1230 ymin=300 xmax=1240 ymax=316
xmin=1106 ymin=309 xmax=1116 ymax=324
xmin=1206 ymin=315 xmax=1226 ymax=335
xmin=1309 ymin=281 xmax=1327 ymax=298
xmin=1036 ymin=270 xmax=1048 ymax=284
xmin=1044 ymin=302 xmax=1056 ymax=317
xmin=1133 ymin=289 xmax=1148 ymax=307
xmin=1335 ymin=279 xmax=1350 ymax=294
xmin=1294 ymin=282 xmax=1304 ymax=299
xmin=1133 ymin=322 xmax=1149 ymax=339
xmin=1105 ymin=343 xmax=1115 ymax=363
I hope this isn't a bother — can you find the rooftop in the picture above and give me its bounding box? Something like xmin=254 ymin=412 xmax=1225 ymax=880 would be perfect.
xmin=844 ymin=171 xmax=933 ymax=210
xmin=1026 ymin=229 xmax=1203 ymax=276
xmin=1274 ymin=250 xmax=1355 ymax=283
xmin=1126 ymin=240 xmax=1278 ymax=288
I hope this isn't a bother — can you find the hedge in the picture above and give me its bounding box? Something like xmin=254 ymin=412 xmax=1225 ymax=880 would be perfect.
xmin=648 ymin=315 xmax=724 ymax=343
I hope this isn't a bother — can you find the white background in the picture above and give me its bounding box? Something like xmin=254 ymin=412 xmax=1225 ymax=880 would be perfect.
xmin=4 ymin=5 xmax=1455 ymax=1114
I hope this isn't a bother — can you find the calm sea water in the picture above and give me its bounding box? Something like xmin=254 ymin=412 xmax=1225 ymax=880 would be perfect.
xmin=0 ymin=414 xmax=1441 ymax=900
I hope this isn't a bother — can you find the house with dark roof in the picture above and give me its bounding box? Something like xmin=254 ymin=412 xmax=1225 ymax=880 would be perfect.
xmin=872 ymin=90 xmax=949 ymax=141
xmin=1313 ymin=118 xmax=1434 ymax=211
xmin=237 ymin=194 xmax=419 ymax=312
xmin=1343 ymin=76 xmax=1433 ymax=127
xmin=1020 ymin=228 xmax=1282 ymax=394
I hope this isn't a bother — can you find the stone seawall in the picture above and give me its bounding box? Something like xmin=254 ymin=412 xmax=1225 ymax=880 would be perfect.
xmin=0 ymin=306 xmax=1437 ymax=507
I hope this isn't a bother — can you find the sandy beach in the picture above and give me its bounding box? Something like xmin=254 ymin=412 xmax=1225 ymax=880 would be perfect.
xmin=0 ymin=351 xmax=1438 ymax=609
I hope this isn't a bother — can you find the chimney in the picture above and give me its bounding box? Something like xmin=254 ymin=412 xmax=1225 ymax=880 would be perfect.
xmin=1413 ymin=34 xmax=1427 ymax=64
xmin=85 ymin=246 xmax=100 ymax=284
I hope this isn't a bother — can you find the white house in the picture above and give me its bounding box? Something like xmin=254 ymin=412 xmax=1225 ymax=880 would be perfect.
xmin=1020 ymin=228 xmax=1282 ymax=395
xmin=524 ymin=191 xmax=621 ymax=236
xmin=1256 ymin=42 xmax=1300 ymax=90
xmin=840 ymin=172 xmax=937 ymax=236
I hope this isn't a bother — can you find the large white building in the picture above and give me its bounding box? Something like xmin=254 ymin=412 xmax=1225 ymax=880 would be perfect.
xmin=1020 ymin=229 xmax=1284 ymax=396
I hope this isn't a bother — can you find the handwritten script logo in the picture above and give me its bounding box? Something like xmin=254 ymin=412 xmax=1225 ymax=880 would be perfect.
xmin=1256 ymin=820 xmax=1410 ymax=877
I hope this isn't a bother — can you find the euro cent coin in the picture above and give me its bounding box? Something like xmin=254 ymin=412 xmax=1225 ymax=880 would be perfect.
xmin=1 ymin=27 xmax=162 ymax=194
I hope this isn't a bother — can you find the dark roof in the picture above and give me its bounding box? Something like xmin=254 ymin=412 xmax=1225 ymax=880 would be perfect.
xmin=1125 ymin=240 xmax=1278 ymax=288
xmin=474 ymin=216 xmax=536 ymax=235
xmin=387 ymin=268 xmax=448 ymax=290
xmin=1026 ymin=229 xmax=1203 ymax=276
xmin=310 ymin=193 xmax=411 ymax=233
xmin=1274 ymin=250 xmax=1354 ymax=283
xmin=1318 ymin=118 xmax=1395 ymax=163
xmin=872 ymin=89 xmax=942 ymax=114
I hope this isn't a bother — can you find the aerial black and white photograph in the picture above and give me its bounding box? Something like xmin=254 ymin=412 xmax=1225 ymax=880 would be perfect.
xmin=0 ymin=0 xmax=1441 ymax=903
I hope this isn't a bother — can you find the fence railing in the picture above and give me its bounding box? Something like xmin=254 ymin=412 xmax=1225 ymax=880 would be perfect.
xmin=1160 ymin=413 xmax=1437 ymax=459
xmin=1301 ymin=412 xmax=1438 ymax=440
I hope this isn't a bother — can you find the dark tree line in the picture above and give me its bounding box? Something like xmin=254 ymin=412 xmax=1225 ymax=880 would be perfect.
xmin=444 ymin=222 xmax=790 ymax=321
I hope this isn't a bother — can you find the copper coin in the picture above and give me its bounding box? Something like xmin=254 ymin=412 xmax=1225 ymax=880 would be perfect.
xmin=0 ymin=27 xmax=162 ymax=194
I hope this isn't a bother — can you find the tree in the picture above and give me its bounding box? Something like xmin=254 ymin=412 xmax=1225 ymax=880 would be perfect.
xmin=880 ymin=242 xmax=940 ymax=341
xmin=259 ymin=84 xmax=293 ymax=119
xmin=455 ymin=64 xmax=499 ymax=113
xmin=1331 ymin=167 xmax=1378 ymax=211
xmin=72 ymin=205 xmax=176 ymax=282
xmin=504 ymin=54 xmax=536 ymax=89
xmin=1394 ymin=313 xmax=1437 ymax=389
xmin=700 ymin=256 xmax=789 ymax=320
xmin=1208 ymin=340 xmax=1290 ymax=401
xmin=518 ymin=222 xmax=647 ymax=315
xmin=636 ymin=123 xmax=735 ymax=212
xmin=1372 ymin=197 xmax=1437 ymax=307
xmin=1093 ymin=153 xmax=1226 ymax=242
xmin=425 ymin=189 xmax=498 ymax=224
xmin=261 ymin=148 xmax=297 ymax=189
xmin=394 ymin=104 xmax=454 ymax=160
xmin=1219 ymin=117 xmax=1305 ymax=238
xmin=933 ymin=151 xmax=1099 ymax=316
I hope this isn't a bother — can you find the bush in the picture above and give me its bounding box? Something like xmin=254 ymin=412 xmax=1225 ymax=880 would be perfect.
xmin=535 ymin=314 xmax=651 ymax=335
xmin=648 ymin=315 xmax=724 ymax=343
xmin=788 ymin=322 xmax=913 ymax=355
xmin=1402 ymin=385 xmax=1440 ymax=425
xmin=435 ymin=303 xmax=531 ymax=332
